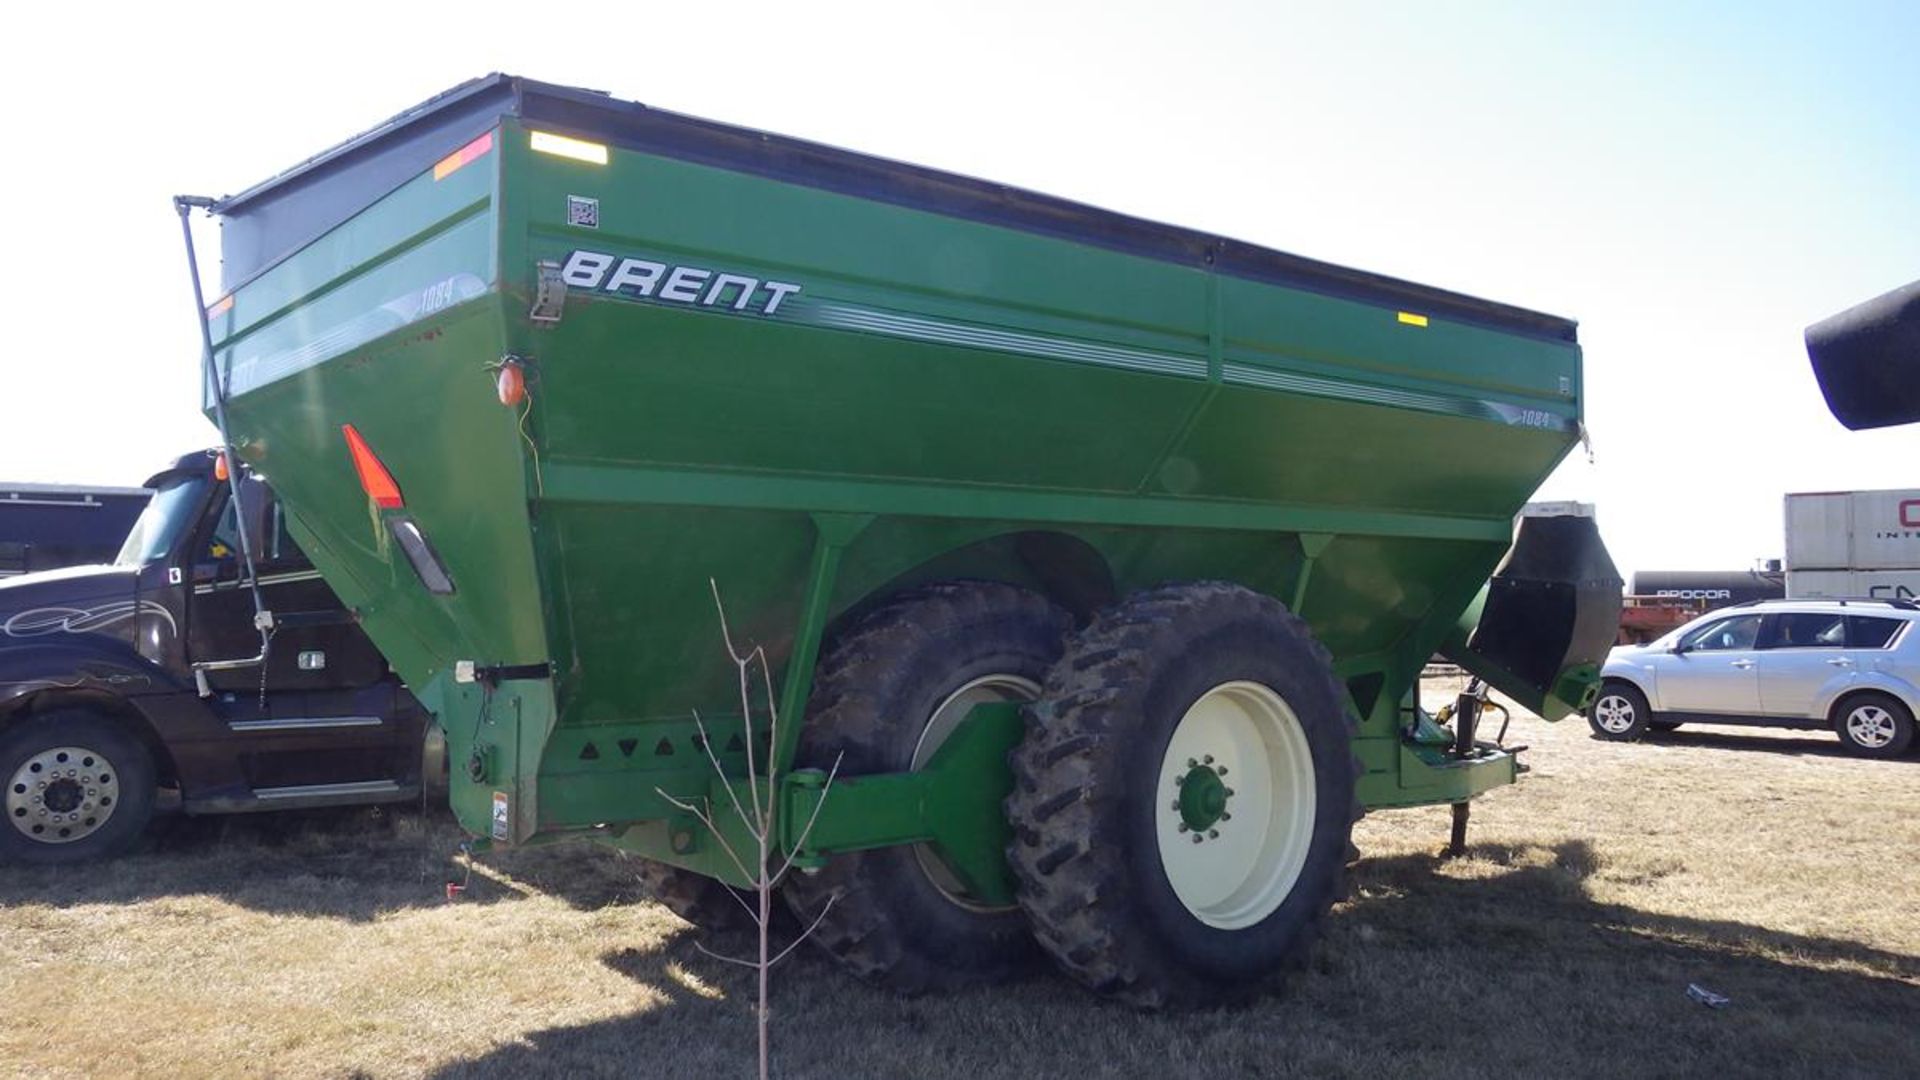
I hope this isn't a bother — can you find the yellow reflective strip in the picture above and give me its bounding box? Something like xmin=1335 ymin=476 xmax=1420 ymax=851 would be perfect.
xmin=530 ymin=131 xmax=609 ymax=165
xmin=1397 ymin=311 xmax=1429 ymax=328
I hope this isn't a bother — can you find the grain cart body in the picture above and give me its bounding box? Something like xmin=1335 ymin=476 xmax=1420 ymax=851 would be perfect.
xmin=194 ymin=75 xmax=1618 ymax=1003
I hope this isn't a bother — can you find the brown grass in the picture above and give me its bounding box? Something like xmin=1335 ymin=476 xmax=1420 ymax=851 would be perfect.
xmin=4 ymin=686 xmax=1918 ymax=1079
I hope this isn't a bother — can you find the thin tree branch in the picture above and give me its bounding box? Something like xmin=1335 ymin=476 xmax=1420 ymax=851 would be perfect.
xmin=765 ymin=892 xmax=839 ymax=968
xmin=655 ymin=789 xmax=759 ymax=885
xmin=692 ymin=941 xmax=766 ymax=970
xmin=773 ymin=752 xmax=845 ymax=885
xmin=709 ymin=579 xmax=769 ymax=827
xmin=688 ymin=710 xmax=764 ymax=844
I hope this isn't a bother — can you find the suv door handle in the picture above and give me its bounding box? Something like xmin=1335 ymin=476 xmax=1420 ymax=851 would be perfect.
xmin=1825 ymin=657 xmax=1854 ymax=667
xmin=1729 ymin=659 xmax=1755 ymax=669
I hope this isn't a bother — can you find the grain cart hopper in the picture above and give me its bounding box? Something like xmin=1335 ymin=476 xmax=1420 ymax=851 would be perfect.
xmin=180 ymin=75 xmax=1620 ymax=1007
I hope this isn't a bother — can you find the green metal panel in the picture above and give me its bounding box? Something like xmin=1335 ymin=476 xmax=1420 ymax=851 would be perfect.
xmin=204 ymin=107 xmax=1598 ymax=875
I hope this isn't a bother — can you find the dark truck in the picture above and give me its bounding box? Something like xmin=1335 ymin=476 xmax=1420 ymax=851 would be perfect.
xmin=0 ymin=450 xmax=435 ymax=864
xmin=1 ymin=481 xmax=150 ymax=577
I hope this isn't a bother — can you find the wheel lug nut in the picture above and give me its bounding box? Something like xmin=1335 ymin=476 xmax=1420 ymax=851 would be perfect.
xmin=1208 ymin=829 xmax=1218 ymax=839
xmin=1203 ymin=755 xmax=1214 ymax=765
xmin=1225 ymin=788 xmax=1235 ymax=797
xmin=1170 ymin=801 xmax=1181 ymax=811
xmin=1187 ymin=758 xmax=1197 ymax=768
xmin=1222 ymin=812 xmax=1232 ymax=821
xmin=1191 ymin=834 xmax=1204 ymax=844
xmin=1217 ymin=766 xmax=1228 ymax=776
xmin=1178 ymin=823 xmax=1189 ymax=833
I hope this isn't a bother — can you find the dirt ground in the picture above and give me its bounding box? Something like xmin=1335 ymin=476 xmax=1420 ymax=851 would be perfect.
xmin=3 ymin=687 xmax=1917 ymax=1079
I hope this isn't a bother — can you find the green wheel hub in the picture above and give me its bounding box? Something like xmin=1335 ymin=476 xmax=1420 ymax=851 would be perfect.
xmin=1176 ymin=762 xmax=1232 ymax=833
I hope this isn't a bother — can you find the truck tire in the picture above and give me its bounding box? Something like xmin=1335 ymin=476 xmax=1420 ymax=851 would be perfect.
xmin=1 ymin=709 xmax=156 ymax=865
xmin=782 ymin=581 xmax=1072 ymax=993
xmin=1832 ymin=691 xmax=1915 ymax=758
xmin=1588 ymin=681 xmax=1651 ymax=741
xmin=633 ymin=858 xmax=761 ymax=934
xmin=1006 ymin=582 xmax=1358 ymax=1008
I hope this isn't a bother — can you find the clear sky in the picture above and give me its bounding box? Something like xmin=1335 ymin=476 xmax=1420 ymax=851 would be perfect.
xmin=1 ymin=1 xmax=1913 ymax=580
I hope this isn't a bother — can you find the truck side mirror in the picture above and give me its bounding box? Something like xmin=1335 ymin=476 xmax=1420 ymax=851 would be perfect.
xmin=236 ymin=477 xmax=277 ymax=563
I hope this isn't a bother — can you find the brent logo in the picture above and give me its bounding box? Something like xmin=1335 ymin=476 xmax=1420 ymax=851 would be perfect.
xmin=560 ymin=250 xmax=801 ymax=316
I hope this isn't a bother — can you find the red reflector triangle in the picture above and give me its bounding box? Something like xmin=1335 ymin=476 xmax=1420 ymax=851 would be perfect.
xmin=341 ymin=424 xmax=405 ymax=509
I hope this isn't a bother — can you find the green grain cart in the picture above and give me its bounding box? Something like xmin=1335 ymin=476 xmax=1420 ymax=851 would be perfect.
xmin=184 ymin=75 xmax=1620 ymax=1007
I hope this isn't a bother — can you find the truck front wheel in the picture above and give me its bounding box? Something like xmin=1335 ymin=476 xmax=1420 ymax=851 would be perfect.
xmin=1007 ymin=582 xmax=1358 ymax=1008
xmin=782 ymin=581 xmax=1071 ymax=993
xmin=1 ymin=709 xmax=156 ymax=865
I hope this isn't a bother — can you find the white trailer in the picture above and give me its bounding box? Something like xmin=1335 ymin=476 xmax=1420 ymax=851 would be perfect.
xmin=1785 ymin=489 xmax=1920 ymax=601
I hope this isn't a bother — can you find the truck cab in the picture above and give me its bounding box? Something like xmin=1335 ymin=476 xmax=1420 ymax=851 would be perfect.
xmin=0 ymin=450 xmax=435 ymax=864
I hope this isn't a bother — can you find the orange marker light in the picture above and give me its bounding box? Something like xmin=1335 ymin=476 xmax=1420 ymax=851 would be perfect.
xmin=213 ymin=451 xmax=229 ymax=482
xmin=341 ymin=424 xmax=405 ymax=509
xmin=433 ymin=131 xmax=495 ymax=181
xmin=497 ymin=360 xmax=526 ymax=407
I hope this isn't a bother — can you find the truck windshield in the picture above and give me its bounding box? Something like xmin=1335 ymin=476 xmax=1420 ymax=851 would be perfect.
xmin=115 ymin=476 xmax=209 ymax=567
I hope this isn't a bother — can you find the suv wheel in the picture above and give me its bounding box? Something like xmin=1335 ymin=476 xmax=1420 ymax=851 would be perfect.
xmin=1833 ymin=692 xmax=1915 ymax=759
xmin=1588 ymin=682 xmax=1651 ymax=742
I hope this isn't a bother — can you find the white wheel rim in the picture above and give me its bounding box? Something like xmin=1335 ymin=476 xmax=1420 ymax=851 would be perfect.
xmin=1847 ymin=706 xmax=1895 ymax=749
xmin=6 ymin=745 xmax=121 ymax=845
xmin=911 ymin=674 xmax=1040 ymax=912
xmin=1593 ymin=695 xmax=1637 ymax=734
xmin=1155 ymin=681 xmax=1316 ymax=931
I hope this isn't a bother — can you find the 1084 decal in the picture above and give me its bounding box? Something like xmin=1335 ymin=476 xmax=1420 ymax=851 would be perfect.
xmin=560 ymin=249 xmax=801 ymax=316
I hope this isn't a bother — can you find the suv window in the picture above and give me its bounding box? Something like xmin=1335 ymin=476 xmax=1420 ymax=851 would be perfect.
xmin=1847 ymin=615 xmax=1907 ymax=650
xmin=1682 ymin=614 xmax=1763 ymax=652
xmin=1760 ymin=612 xmax=1846 ymax=650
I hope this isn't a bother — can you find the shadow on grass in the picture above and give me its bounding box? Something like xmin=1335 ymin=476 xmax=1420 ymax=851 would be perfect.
xmin=0 ymin=804 xmax=646 ymax=921
xmin=426 ymin=838 xmax=1920 ymax=1080
xmin=1633 ymin=725 xmax=1919 ymax=762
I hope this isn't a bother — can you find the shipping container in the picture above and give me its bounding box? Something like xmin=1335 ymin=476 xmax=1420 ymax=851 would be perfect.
xmin=1784 ymin=489 xmax=1920 ymax=573
xmin=1786 ymin=568 xmax=1920 ymax=602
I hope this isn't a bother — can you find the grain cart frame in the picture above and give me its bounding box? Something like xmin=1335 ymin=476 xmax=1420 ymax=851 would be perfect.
xmin=184 ymin=74 xmax=1619 ymax=1007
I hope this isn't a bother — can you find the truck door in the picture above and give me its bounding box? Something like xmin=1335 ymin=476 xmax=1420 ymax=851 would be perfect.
xmin=188 ymin=477 xmax=388 ymax=694
xmin=1661 ymin=613 xmax=1765 ymax=715
xmin=186 ymin=479 xmax=420 ymax=796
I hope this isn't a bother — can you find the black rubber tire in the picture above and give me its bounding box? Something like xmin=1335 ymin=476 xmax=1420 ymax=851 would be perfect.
xmin=633 ymin=858 xmax=762 ymax=934
xmin=781 ymin=581 xmax=1072 ymax=994
xmin=1006 ymin=582 xmax=1359 ymax=1009
xmin=1587 ymin=681 xmax=1652 ymax=742
xmin=0 ymin=710 xmax=156 ymax=865
xmin=1832 ymin=691 xmax=1915 ymax=759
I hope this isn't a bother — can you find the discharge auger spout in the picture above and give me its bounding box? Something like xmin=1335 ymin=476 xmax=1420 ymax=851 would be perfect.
xmin=173 ymin=195 xmax=273 ymax=695
xmin=1807 ymin=278 xmax=1920 ymax=431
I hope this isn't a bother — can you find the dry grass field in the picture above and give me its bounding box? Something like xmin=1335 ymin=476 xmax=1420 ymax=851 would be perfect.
xmin=4 ymin=687 xmax=1917 ymax=1079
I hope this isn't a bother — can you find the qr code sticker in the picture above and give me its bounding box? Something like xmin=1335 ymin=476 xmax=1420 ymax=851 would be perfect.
xmin=567 ymin=195 xmax=599 ymax=229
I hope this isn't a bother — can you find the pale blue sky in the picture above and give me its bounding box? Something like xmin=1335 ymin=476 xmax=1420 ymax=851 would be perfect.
xmin=1 ymin=1 xmax=1913 ymax=578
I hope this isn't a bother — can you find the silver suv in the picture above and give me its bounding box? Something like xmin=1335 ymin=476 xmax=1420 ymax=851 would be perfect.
xmin=1588 ymin=599 xmax=1920 ymax=757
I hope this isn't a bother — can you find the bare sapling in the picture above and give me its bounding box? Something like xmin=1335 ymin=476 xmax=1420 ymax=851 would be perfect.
xmin=656 ymin=579 xmax=842 ymax=1080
